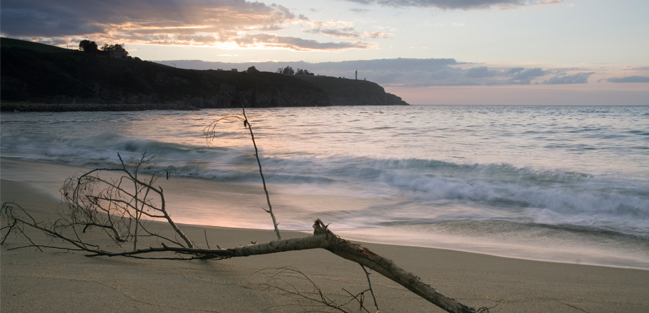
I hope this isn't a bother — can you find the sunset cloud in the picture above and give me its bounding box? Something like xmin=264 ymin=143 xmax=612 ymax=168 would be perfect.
xmin=302 ymin=21 xmax=392 ymax=39
xmin=0 ymin=0 xmax=372 ymax=51
xmin=304 ymin=21 xmax=361 ymax=38
xmin=1 ymin=0 xmax=292 ymax=38
xmin=234 ymin=34 xmax=374 ymax=51
xmin=364 ymin=31 xmax=393 ymax=38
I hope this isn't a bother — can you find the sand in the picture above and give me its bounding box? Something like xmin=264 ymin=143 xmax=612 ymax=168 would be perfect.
xmin=2 ymin=158 xmax=649 ymax=312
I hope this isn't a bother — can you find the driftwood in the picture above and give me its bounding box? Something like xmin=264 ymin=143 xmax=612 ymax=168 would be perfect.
xmin=2 ymin=198 xmax=476 ymax=313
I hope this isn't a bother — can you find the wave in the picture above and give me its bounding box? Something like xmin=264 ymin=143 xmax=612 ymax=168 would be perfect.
xmin=3 ymin=131 xmax=648 ymax=239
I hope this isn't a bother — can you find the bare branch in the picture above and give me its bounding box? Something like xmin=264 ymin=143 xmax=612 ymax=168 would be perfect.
xmin=360 ymin=265 xmax=379 ymax=311
xmin=341 ymin=288 xmax=372 ymax=313
xmin=204 ymin=230 xmax=211 ymax=249
xmin=203 ymin=105 xmax=282 ymax=240
xmin=240 ymin=105 xmax=282 ymax=240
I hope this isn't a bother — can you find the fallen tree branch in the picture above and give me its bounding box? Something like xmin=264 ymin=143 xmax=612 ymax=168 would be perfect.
xmin=141 ymin=219 xmax=477 ymax=312
xmin=2 ymin=200 xmax=477 ymax=313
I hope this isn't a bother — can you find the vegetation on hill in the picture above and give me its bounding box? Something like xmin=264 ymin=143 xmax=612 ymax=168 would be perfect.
xmin=1 ymin=38 xmax=408 ymax=111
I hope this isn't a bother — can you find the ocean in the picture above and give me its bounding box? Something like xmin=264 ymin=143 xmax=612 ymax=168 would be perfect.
xmin=2 ymin=105 xmax=648 ymax=269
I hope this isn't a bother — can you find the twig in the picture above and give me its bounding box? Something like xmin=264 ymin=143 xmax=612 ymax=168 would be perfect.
xmin=342 ymin=288 xmax=372 ymax=313
xmin=251 ymin=267 xmax=347 ymax=312
xmin=240 ymin=103 xmax=281 ymax=240
xmin=361 ymin=264 xmax=380 ymax=311
xmin=204 ymin=230 xmax=211 ymax=249
xmin=202 ymin=104 xmax=282 ymax=240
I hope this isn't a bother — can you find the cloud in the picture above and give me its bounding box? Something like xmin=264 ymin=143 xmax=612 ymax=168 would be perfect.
xmin=364 ymin=31 xmax=393 ymax=38
xmin=511 ymin=68 xmax=546 ymax=80
xmin=0 ymin=0 xmax=372 ymax=51
xmin=465 ymin=66 xmax=497 ymax=78
xmin=2 ymin=0 xmax=292 ymax=38
xmin=1 ymin=2 xmax=105 ymax=37
xmin=543 ymin=72 xmax=593 ymax=84
xmin=304 ymin=21 xmax=360 ymax=39
xmin=314 ymin=58 xmax=458 ymax=71
xmin=158 ymin=58 xmax=599 ymax=87
xmin=306 ymin=29 xmax=361 ymax=39
xmin=302 ymin=21 xmax=391 ymax=39
xmin=607 ymin=76 xmax=649 ymax=83
xmin=235 ymin=34 xmax=374 ymax=51
xmin=500 ymin=67 xmax=548 ymax=84
xmin=344 ymin=0 xmax=562 ymax=10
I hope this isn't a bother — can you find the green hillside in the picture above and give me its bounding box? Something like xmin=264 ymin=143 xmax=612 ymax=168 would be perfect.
xmin=1 ymin=38 xmax=408 ymax=111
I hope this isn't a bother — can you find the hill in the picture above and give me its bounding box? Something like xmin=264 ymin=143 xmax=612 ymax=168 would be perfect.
xmin=1 ymin=38 xmax=408 ymax=111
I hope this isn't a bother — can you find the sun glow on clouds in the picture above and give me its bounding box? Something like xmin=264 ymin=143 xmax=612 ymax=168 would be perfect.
xmin=0 ymin=0 xmax=385 ymax=52
xmin=0 ymin=0 xmax=581 ymax=54
xmin=235 ymin=34 xmax=375 ymax=51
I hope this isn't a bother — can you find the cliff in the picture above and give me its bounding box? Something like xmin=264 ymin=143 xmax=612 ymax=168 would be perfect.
xmin=1 ymin=38 xmax=408 ymax=111
xmin=296 ymin=75 xmax=407 ymax=106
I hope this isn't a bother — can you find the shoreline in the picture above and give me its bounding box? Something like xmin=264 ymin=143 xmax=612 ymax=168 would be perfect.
xmin=2 ymin=156 xmax=647 ymax=271
xmin=1 ymin=102 xmax=200 ymax=112
xmin=2 ymin=158 xmax=649 ymax=312
xmin=0 ymin=102 xmax=409 ymax=112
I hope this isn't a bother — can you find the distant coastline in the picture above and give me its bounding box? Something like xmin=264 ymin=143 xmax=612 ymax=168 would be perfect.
xmin=1 ymin=38 xmax=408 ymax=112
xmin=0 ymin=102 xmax=203 ymax=112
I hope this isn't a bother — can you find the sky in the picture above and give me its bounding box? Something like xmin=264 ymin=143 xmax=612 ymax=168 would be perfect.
xmin=2 ymin=0 xmax=648 ymax=105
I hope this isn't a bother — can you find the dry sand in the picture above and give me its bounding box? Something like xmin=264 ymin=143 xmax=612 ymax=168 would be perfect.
xmin=2 ymin=159 xmax=648 ymax=312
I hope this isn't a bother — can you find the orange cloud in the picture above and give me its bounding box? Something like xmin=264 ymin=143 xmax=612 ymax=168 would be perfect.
xmin=1 ymin=0 xmax=374 ymax=51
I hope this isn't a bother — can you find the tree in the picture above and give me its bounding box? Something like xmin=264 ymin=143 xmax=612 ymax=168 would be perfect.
xmin=79 ymin=40 xmax=98 ymax=53
xmin=247 ymin=66 xmax=260 ymax=74
xmin=296 ymin=69 xmax=314 ymax=76
xmin=277 ymin=66 xmax=295 ymax=75
xmin=100 ymin=43 xmax=129 ymax=58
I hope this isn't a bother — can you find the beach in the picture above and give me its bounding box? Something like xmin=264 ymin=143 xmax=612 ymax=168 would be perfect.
xmin=2 ymin=158 xmax=648 ymax=312
xmin=3 ymin=0 xmax=648 ymax=309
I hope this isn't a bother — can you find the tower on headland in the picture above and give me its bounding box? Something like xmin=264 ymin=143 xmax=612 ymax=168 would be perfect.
xmin=355 ymin=70 xmax=357 ymax=80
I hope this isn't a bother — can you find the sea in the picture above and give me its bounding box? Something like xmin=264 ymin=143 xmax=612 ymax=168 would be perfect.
xmin=2 ymin=105 xmax=648 ymax=269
